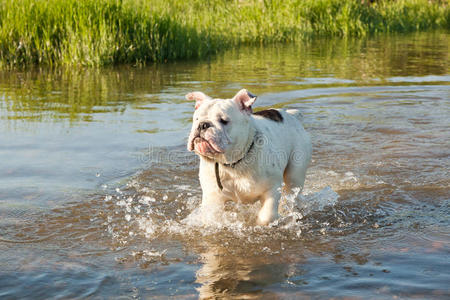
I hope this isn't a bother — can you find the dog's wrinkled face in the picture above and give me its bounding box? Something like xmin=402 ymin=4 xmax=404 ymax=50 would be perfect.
xmin=187 ymin=89 xmax=256 ymax=162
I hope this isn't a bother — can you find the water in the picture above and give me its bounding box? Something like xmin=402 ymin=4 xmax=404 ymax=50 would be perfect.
xmin=1 ymin=32 xmax=449 ymax=299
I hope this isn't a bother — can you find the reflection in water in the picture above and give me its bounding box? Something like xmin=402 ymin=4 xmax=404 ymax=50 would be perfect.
xmin=196 ymin=246 xmax=288 ymax=299
xmin=0 ymin=32 xmax=449 ymax=299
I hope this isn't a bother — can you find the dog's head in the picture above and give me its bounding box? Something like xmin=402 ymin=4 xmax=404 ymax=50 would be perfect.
xmin=186 ymin=89 xmax=257 ymax=163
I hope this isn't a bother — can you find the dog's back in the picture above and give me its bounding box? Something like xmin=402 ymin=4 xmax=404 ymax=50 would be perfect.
xmin=285 ymin=109 xmax=304 ymax=122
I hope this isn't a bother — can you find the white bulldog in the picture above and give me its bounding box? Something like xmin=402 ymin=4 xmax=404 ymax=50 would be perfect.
xmin=187 ymin=89 xmax=312 ymax=225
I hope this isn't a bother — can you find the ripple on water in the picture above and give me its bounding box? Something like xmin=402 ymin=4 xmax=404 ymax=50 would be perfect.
xmin=1 ymin=33 xmax=449 ymax=298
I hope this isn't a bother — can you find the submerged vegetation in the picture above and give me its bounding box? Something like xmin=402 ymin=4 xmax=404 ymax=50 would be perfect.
xmin=0 ymin=0 xmax=448 ymax=67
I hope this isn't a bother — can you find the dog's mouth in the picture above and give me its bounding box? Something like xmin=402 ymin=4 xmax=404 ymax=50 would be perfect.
xmin=192 ymin=136 xmax=223 ymax=156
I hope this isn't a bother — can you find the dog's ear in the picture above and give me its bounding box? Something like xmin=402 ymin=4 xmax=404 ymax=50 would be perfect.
xmin=186 ymin=91 xmax=211 ymax=110
xmin=233 ymin=89 xmax=257 ymax=114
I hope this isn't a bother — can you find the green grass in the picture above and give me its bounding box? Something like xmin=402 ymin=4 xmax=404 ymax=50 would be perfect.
xmin=0 ymin=0 xmax=448 ymax=68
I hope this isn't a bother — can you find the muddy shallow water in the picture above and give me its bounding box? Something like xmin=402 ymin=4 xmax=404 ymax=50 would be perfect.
xmin=0 ymin=32 xmax=449 ymax=299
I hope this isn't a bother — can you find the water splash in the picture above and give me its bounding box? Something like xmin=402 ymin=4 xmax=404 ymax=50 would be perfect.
xmin=106 ymin=180 xmax=339 ymax=246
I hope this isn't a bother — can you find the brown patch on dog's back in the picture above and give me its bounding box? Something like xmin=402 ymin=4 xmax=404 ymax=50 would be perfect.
xmin=253 ymin=109 xmax=283 ymax=122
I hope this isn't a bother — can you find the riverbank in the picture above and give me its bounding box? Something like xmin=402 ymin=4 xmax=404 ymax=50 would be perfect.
xmin=0 ymin=0 xmax=448 ymax=68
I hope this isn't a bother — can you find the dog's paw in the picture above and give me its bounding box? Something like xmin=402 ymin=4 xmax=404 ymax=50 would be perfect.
xmin=256 ymin=210 xmax=277 ymax=226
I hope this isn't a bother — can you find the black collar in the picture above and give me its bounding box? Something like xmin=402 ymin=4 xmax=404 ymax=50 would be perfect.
xmin=223 ymin=139 xmax=255 ymax=168
xmin=215 ymin=137 xmax=255 ymax=191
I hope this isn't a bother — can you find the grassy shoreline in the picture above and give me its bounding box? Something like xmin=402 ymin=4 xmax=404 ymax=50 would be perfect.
xmin=0 ymin=0 xmax=448 ymax=68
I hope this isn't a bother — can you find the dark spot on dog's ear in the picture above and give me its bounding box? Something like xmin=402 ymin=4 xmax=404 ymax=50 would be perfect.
xmin=247 ymin=91 xmax=257 ymax=99
xmin=253 ymin=109 xmax=283 ymax=122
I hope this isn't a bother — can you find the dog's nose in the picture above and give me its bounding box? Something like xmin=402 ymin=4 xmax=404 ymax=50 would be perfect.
xmin=198 ymin=121 xmax=212 ymax=131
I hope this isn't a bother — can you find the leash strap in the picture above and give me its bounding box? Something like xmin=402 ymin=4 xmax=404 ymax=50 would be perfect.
xmin=215 ymin=162 xmax=223 ymax=190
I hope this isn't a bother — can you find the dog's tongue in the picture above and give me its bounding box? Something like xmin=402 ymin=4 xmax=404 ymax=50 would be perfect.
xmin=195 ymin=140 xmax=214 ymax=155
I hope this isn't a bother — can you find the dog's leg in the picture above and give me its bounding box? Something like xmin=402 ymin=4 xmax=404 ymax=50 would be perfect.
xmin=195 ymin=189 xmax=227 ymax=225
xmin=283 ymin=162 xmax=307 ymax=194
xmin=201 ymin=191 xmax=225 ymax=213
xmin=257 ymin=186 xmax=281 ymax=225
xmin=283 ymin=144 xmax=311 ymax=194
xmin=198 ymin=160 xmax=228 ymax=220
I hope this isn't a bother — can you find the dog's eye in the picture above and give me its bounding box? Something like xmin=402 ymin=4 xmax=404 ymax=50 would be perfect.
xmin=219 ymin=118 xmax=229 ymax=125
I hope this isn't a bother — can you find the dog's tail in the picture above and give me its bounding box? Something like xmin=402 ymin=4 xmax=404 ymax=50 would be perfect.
xmin=286 ymin=109 xmax=304 ymax=122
